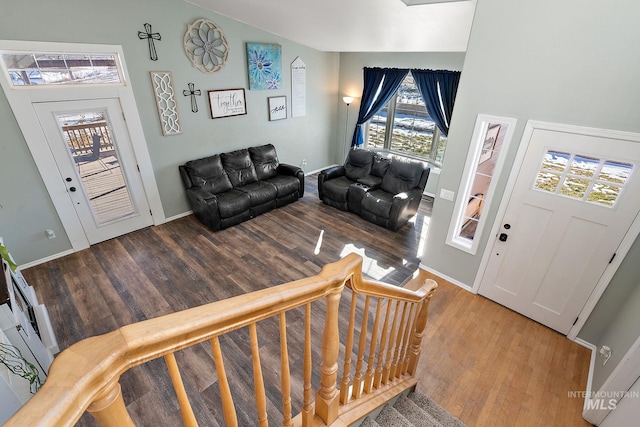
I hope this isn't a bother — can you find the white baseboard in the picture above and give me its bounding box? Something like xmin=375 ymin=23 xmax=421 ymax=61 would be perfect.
xmin=418 ymin=263 xmax=474 ymax=293
xmin=572 ymin=338 xmax=597 ymax=419
xmin=164 ymin=210 xmax=193 ymax=223
xmin=20 ymin=248 xmax=76 ymax=270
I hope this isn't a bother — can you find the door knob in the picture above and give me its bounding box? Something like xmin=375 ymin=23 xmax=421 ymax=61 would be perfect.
xmin=69 ymin=186 xmax=77 ymax=192
xmin=66 ymin=177 xmax=72 ymax=182
xmin=504 ymin=223 xmax=511 ymax=229
xmin=499 ymin=233 xmax=508 ymax=242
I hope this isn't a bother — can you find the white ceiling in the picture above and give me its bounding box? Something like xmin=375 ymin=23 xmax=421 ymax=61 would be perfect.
xmin=184 ymin=0 xmax=477 ymax=52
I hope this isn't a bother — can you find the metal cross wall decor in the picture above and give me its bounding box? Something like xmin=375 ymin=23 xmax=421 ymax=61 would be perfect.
xmin=183 ymin=83 xmax=202 ymax=113
xmin=138 ymin=23 xmax=161 ymax=61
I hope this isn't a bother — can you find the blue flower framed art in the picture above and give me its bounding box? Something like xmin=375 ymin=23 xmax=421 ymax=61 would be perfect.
xmin=246 ymin=43 xmax=282 ymax=90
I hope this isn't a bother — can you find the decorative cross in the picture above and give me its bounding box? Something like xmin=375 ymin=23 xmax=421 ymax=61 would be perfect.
xmin=183 ymin=82 xmax=202 ymax=113
xmin=138 ymin=23 xmax=161 ymax=61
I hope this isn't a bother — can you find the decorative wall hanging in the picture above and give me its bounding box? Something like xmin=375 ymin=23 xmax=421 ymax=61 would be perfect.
xmin=184 ymin=18 xmax=229 ymax=73
xmin=246 ymin=43 xmax=282 ymax=90
xmin=183 ymin=82 xmax=202 ymax=113
xmin=268 ymin=96 xmax=287 ymax=121
xmin=290 ymin=57 xmax=306 ymax=117
xmin=149 ymin=71 xmax=182 ymax=135
xmin=138 ymin=23 xmax=161 ymax=61
xmin=208 ymin=88 xmax=247 ymax=119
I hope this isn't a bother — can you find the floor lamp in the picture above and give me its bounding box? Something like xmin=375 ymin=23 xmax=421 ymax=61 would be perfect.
xmin=342 ymin=96 xmax=354 ymax=161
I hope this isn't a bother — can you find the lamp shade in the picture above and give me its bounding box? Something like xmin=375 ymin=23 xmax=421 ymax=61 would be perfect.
xmin=342 ymin=96 xmax=354 ymax=105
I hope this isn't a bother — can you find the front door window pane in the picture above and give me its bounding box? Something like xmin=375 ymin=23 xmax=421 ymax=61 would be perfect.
xmin=533 ymin=150 xmax=633 ymax=207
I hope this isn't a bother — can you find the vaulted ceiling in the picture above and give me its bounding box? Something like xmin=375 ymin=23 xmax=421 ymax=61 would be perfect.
xmin=184 ymin=0 xmax=477 ymax=52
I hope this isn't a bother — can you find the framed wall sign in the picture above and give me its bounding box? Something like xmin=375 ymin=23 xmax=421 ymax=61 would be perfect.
xmin=208 ymin=88 xmax=247 ymax=119
xmin=268 ymin=96 xmax=287 ymax=121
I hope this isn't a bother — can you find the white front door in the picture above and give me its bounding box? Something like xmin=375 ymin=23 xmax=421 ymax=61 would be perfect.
xmin=479 ymin=124 xmax=640 ymax=334
xmin=34 ymin=99 xmax=153 ymax=244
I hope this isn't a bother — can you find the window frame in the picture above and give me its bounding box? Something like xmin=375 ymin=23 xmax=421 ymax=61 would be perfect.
xmin=446 ymin=114 xmax=517 ymax=255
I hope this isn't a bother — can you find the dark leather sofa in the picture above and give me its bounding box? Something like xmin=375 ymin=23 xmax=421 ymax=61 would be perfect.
xmin=179 ymin=144 xmax=304 ymax=231
xmin=318 ymin=149 xmax=429 ymax=231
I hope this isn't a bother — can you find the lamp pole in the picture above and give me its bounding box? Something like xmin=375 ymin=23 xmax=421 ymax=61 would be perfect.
xmin=342 ymin=96 xmax=354 ymax=161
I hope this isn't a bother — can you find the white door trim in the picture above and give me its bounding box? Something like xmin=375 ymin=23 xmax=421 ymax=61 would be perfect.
xmin=0 ymin=40 xmax=165 ymax=251
xmin=473 ymin=120 xmax=640 ymax=339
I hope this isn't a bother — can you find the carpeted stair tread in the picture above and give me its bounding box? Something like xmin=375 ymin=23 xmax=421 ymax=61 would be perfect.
xmin=361 ymin=415 xmax=383 ymax=427
xmin=408 ymin=391 xmax=466 ymax=427
xmin=393 ymin=395 xmax=442 ymax=427
xmin=374 ymin=404 xmax=413 ymax=427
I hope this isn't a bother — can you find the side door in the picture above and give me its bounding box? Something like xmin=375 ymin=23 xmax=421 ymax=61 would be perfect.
xmin=33 ymin=98 xmax=153 ymax=245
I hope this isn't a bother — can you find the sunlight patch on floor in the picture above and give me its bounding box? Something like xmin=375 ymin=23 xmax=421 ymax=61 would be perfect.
xmin=339 ymin=243 xmax=395 ymax=280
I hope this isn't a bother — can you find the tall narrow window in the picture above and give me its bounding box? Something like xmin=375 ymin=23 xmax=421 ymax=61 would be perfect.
xmin=447 ymin=115 xmax=516 ymax=254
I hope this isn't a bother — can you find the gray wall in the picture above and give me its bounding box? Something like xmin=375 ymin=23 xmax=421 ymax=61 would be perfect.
xmin=420 ymin=0 xmax=640 ymax=393
xmin=0 ymin=0 xmax=339 ymax=264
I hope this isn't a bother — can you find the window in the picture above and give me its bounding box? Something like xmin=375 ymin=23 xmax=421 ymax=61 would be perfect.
xmin=1 ymin=51 xmax=122 ymax=87
xmin=366 ymin=74 xmax=447 ymax=166
xmin=446 ymin=115 xmax=517 ymax=254
xmin=534 ymin=151 xmax=633 ymax=207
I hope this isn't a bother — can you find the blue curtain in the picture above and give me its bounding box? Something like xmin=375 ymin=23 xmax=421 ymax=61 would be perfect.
xmin=351 ymin=67 xmax=409 ymax=147
xmin=411 ymin=69 xmax=461 ymax=136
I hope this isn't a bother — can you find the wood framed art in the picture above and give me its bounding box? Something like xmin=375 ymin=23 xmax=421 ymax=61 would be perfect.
xmin=268 ymin=96 xmax=287 ymax=121
xmin=208 ymin=88 xmax=247 ymax=119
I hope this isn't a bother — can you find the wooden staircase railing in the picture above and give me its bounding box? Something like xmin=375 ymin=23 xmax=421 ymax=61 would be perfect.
xmin=4 ymin=253 xmax=437 ymax=427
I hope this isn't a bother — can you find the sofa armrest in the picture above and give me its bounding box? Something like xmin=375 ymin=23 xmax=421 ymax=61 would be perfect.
xmin=278 ymin=163 xmax=305 ymax=197
xmin=317 ymin=166 xmax=345 ymax=201
xmin=389 ymin=188 xmax=424 ymax=231
xmin=185 ymin=187 xmax=222 ymax=231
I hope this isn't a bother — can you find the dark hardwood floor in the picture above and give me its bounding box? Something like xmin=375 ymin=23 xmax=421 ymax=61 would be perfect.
xmin=23 ymin=174 xmax=591 ymax=426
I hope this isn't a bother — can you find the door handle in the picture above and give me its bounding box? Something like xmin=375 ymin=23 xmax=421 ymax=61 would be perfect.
xmin=69 ymin=186 xmax=77 ymax=192
xmin=499 ymin=233 xmax=508 ymax=242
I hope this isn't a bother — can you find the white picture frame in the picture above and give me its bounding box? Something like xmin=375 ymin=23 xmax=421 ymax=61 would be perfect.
xmin=268 ymin=96 xmax=287 ymax=121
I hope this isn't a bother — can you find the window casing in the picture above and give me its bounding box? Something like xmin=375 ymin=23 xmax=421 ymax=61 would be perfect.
xmin=365 ymin=74 xmax=447 ymax=166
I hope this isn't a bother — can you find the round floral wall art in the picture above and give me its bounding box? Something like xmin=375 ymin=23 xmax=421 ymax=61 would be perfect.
xmin=184 ymin=18 xmax=229 ymax=73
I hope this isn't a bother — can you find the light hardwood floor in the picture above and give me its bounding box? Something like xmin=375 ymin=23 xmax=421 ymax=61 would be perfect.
xmin=22 ymin=175 xmax=592 ymax=426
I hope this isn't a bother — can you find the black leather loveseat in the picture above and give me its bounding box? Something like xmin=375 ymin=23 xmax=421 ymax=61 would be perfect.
xmin=318 ymin=149 xmax=429 ymax=231
xmin=179 ymin=144 xmax=304 ymax=231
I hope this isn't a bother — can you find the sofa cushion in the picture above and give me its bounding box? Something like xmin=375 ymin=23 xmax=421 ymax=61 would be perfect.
xmin=184 ymin=155 xmax=233 ymax=194
xmin=372 ymin=156 xmax=390 ymax=178
xmin=249 ymin=144 xmax=280 ymax=180
xmin=266 ymin=175 xmax=301 ymax=198
xmin=237 ymin=181 xmax=278 ymax=206
xmin=322 ymin=176 xmax=353 ymax=203
xmin=221 ymin=149 xmax=258 ymax=187
xmin=381 ymin=158 xmax=423 ymax=194
xmin=361 ymin=190 xmax=395 ymax=219
xmin=344 ymin=149 xmax=375 ymax=181
xmin=215 ymin=189 xmax=251 ymax=218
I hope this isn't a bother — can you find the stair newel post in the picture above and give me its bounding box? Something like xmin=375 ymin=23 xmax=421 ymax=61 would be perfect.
xmin=87 ymin=379 xmax=135 ymax=427
xmin=407 ymin=282 xmax=436 ymax=376
xmin=315 ymin=286 xmax=343 ymax=425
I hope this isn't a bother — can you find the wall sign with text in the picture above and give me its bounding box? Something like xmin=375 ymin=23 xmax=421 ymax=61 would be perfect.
xmin=208 ymin=88 xmax=247 ymax=119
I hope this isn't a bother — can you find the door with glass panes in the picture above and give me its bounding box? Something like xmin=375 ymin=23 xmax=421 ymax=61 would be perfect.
xmin=479 ymin=124 xmax=640 ymax=334
xmin=34 ymin=99 xmax=152 ymax=244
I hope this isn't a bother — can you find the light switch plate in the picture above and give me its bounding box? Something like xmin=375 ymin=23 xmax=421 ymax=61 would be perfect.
xmin=440 ymin=189 xmax=455 ymax=201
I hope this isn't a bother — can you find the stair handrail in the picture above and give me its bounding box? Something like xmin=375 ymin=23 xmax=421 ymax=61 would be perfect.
xmin=4 ymin=253 xmax=436 ymax=427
